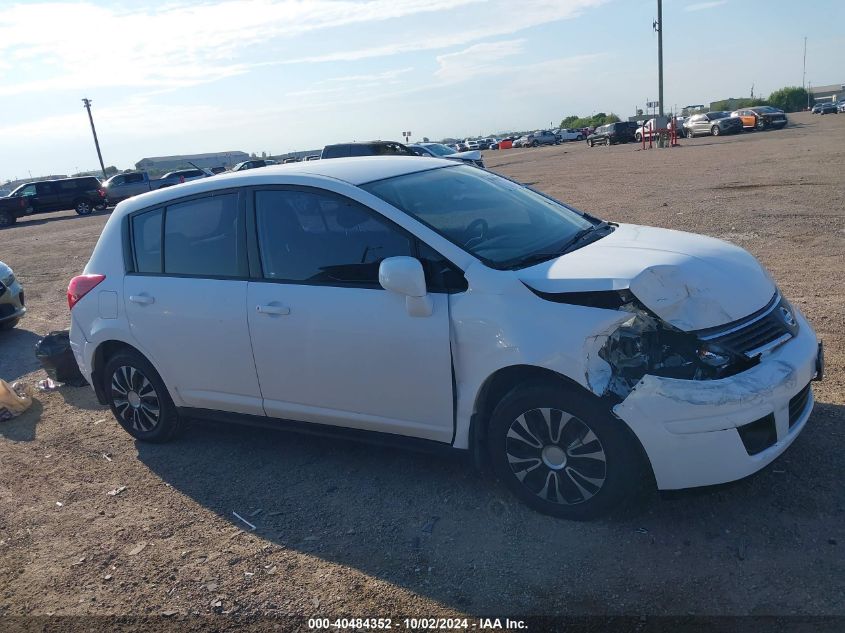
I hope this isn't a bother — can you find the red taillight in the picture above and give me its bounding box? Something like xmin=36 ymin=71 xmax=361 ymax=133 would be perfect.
xmin=67 ymin=274 xmax=105 ymax=310
xmin=98 ymin=188 xmax=106 ymax=198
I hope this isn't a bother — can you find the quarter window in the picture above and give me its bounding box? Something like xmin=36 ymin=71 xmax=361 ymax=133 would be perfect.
xmin=255 ymin=190 xmax=413 ymax=285
xmin=132 ymin=209 xmax=163 ymax=273
xmin=163 ymin=194 xmax=239 ymax=276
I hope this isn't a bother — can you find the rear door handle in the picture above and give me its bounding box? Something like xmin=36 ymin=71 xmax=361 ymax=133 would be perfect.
xmin=256 ymin=304 xmax=290 ymax=315
xmin=129 ymin=294 xmax=155 ymax=305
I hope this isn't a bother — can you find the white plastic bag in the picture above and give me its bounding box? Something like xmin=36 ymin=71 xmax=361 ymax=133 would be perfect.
xmin=0 ymin=379 xmax=33 ymax=422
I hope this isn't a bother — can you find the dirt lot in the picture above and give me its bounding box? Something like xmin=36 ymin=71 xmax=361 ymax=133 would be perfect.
xmin=1 ymin=112 xmax=843 ymax=627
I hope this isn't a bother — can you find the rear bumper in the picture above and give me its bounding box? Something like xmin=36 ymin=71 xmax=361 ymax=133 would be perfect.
xmin=614 ymin=310 xmax=820 ymax=490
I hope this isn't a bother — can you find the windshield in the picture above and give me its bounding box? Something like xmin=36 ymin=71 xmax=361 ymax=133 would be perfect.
xmin=361 ymin=164 xmax=596 ymax=269
xmin=423 ymin=144 xmax=457 ymax=157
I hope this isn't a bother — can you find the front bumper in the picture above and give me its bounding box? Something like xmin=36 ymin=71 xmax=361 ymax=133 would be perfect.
xmin=614 ymin=311 xmax=820 ymax=490
xmin=0 ymin=279 xmax=26 ymax=323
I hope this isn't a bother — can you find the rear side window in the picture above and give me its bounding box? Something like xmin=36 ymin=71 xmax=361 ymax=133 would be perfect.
xmin=254 ymin=189 xmax=412 ymax=285
xmin=321 ymin=145 xmax=350 ymax=159
xmin=126 ymin=173 xmax=144 ymax=184
xmin=132 ymin=209 xmax=163 ymax=273
xmin=163 ymin=194 xmax=239 ymax=277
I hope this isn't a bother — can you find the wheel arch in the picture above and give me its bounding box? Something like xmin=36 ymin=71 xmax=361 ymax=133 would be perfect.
xmin=91 ymin=339 xmax=166 ymax=405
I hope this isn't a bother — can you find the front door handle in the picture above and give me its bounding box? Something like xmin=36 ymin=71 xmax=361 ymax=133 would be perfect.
xmin=129 ymin=294 xmax=155 ymax=305
xmin=256 ymin=303 xmax=290 ymax=316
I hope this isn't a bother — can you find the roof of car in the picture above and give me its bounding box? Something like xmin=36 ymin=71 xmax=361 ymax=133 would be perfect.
xmin=112 ymin=156 xmax=456 ymax=217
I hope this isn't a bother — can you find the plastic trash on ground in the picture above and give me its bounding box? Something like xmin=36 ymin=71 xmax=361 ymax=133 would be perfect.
xmin=0 ymin=379 xmax=33 ymax=421
xmin=34 ymin=330 xmax=88 ymax=387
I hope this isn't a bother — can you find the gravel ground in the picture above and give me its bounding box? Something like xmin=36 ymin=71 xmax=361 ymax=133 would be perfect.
xmin=0 ymin=112 xmax=843 ymax=627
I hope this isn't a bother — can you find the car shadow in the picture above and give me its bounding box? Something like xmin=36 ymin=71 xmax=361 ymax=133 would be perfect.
xmin=0 ymin=398 xmax=43 ymax=441
xmin=134 ymin=399 xmax=844 ymax=614
xmin=2 ymin=207 xmax=112 ymax=230
xmin=0 ymin=326 xmax=42 ymax=382
xmin=58 ymin=383 xmax=106 ymax=411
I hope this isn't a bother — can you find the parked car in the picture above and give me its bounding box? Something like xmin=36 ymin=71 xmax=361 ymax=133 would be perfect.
xmin=231 ymin=159 xmax=278 ymax=171
xmin=305 ymin=155 xmax=321 ymax=161
xmin=586 ymin=122 xmax=635 ymax=146
xmin=730 ymin=109 xmax=760 ymax=131
xmin=811 ymin=103 xmax=826 ymax=114
xmin=516 ymin=131 xmax=558 ymax=148
xmin=684 ymin=111 xmax=743 ymax=137
xmin=321 ymin=141 xmax=416 ymax=159
xmin=104 ymin=168 xmax=211 ymax=205
xmin=464 ymin=139 xmax=483 ymax=150
xmin=0 ymin=261 xmax=25 ymax=330
xmin=408 ymin=143 xmax=484 ymax=168
xmin=747 ymin=106 xmax=788 ymax=129
xmin=68 ymin=156 xmax=823 ymax=520
xmin=816 ymin=102 xmax=838 ymax=115
xmin=554 ymin=128 xmax=585 ymax=142
xmin=0 ymin=176 xmax=106 ymax=227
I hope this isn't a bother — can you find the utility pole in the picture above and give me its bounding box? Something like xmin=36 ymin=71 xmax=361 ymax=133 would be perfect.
xmin=656 ymin=0 xmax=663 ymax=119
xmin=802 ymin=36 xmax=807 ymax=89
xmin=81 ymin=98 xmax=107 ymax=179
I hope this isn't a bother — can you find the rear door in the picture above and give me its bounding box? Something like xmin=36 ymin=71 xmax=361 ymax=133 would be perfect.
xmin=124 ymin=190 xmax=264 ymax=415
xmin=245 ymin=187 xmax=456 ymax=442
xmin=32 ymin=182 xmax=60 ymax=212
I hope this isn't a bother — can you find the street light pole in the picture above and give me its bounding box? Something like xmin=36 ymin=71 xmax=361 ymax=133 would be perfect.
xmin=657 ymin=0 xmax=664 ymax=120
xmin=82 ymin=98 xmax=107 ymax=179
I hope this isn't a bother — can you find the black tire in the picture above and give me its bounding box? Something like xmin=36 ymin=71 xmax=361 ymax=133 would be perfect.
xmin=606 ymin=138 xmax=612 ymax=146
xmin=577 ymin=135 xmax=584 ymax=141
xmin=686 ymin=128 xmax=694 ymax=138
xmin=588 ymin=140 xmax=594 ymax=147
xmin=0 ymin=210 xmax=16 ymax=228
xmin=487 ymin=383 xmax=651 ymax=520
xmin=711 ymin=125 xmax=720 ymax=136
xmin=531 ymin=141 xmax=539 ymax=148
xmin=103 ymin=349 xmax=181 ymax=443
xmin=0 ymin=318 xmax=20 ymax=330
xmin=635 ymin=133 xmax=642 ymax=143
xmin=74 ymin=199 xmax=93 ymax=215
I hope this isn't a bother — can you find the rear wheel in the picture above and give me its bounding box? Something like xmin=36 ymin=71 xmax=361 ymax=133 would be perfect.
xmin=487 ymin=383 xmax=651 ymax=520
xmin=0 ymin=210 xmax=16 ymax=228
xmin=531 ymin=141 xmax=539 ymax=148
xmin=711 ymin=125 xmax=720 ymax=136
xmin=103 ymin=350 xmax=181 ymax=443
xmin=635 ymin=132 xmax=642 ymax=142
xmin=74 ymin=199 xmax=93 ymax=215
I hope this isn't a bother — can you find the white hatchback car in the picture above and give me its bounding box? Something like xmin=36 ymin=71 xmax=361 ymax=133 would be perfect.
xmin=69 ymin=157 xmax=823 ymax=520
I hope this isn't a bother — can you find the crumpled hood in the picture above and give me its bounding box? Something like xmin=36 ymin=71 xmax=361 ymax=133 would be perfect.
xmin=517 ymin=223 xmax=776 ymax=331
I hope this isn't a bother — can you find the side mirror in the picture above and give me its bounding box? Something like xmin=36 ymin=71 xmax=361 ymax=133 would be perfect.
xmin=379 ymin=256 xmax=432 ymax=317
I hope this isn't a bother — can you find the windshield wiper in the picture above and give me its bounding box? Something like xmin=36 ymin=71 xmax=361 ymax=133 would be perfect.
xmin=504 ymin=222 xmax=612 ymax=269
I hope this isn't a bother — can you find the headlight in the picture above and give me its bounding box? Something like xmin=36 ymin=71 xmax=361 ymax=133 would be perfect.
xmin=0 ymin=266 xmax=14 ymax=287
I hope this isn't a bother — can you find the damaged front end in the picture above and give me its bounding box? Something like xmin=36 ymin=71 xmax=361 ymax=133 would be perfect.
xmin=598 ymin=295 xmax=757 ymax=398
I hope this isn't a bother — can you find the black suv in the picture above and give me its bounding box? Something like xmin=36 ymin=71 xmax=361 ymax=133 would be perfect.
xmin=321 ymin=141 xmax=416 ymax=159
xmin=586 ymin=122 xmax=636 ymax=146
xmin=0 ymin=176 xmax=105 ymax=227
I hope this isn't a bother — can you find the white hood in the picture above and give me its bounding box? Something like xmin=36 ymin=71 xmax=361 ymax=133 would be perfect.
xmin=517 ymin=223 xmax=776 ymax=331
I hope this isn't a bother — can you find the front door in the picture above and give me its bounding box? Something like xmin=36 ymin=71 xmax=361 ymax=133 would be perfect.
xmin=123 ymin=191 xmax=263 ymax=415
xmin=246 ymin=187 xmax=455 ymax=442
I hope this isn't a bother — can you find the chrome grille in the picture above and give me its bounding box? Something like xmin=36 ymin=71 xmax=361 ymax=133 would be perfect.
xmin=698 ymin=293 xmax=796 ymax=357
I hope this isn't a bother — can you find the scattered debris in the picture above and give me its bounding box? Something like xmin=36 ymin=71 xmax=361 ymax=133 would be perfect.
xmin=103 ymin=574 xmax=113 ymax=581
xmin=0 ymin=379 xmax=33 ymax=420
xmin=312 ymin=597 xmax=320 ymax=609
xmin=265 ymin=566 xmax=277 ymax=575
xmin=162 ymin=610 xmax=178 ymax=617
xmin=35 ymin=330 xmax=88 ymax=386
xmin=250 ymin=509 xmax=263 ymax=518
xmin=94 ymin=418 xmax=106 ymax=425
xmin=71 ymin=557 xmax=86 ymax=567
xmin=205 ymin=582 xmax=218 ymax=592
xmin=244 ymin=571 xmax=254 ymax=577
xmin=232 ymin=511 xmax=256 ymax=531
xmin=102 ymin=453 xmax=112 ymax=462
xmin=127 ymin=542 xmax=147 ymax=556
xmin=636 ymin=527 xmax=649 ymax=534
xmin=36 ymin=378 xmax=60 ymax=392
xmin=107 ymin=486 xmax=127 ymax=496
xmin=55 ymin=502 xmax=63 ymax=507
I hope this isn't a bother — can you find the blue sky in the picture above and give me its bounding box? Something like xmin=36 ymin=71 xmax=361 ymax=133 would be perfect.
xmin=1 ymin=0 xmax=842 ymax=181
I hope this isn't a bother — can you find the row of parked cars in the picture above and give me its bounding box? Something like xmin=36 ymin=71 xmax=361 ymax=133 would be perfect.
xmin=585 ymin=106 xmax=789 ymax=147
xmin=811 ymin=100 xmax=845 ymax=114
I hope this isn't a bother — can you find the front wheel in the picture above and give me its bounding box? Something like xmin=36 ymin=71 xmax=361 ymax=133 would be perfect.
xmin=531 ymin=141 xmax=539 ymax=148
xmin=487 ymin=383 xmax=651 ymax=520
xmin=103 ymin=350 xmax=181 ymax=443
xmin=588 ymin=140 xmax=594 ymax=147
xmin=0 ymin=210 xmax=16 ymax=228
xmin=635 ymin=133 xmax=642 ymax=142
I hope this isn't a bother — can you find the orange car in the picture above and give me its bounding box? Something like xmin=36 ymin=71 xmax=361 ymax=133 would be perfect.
xmin=731 ymin=109 xmax=758 ymax=130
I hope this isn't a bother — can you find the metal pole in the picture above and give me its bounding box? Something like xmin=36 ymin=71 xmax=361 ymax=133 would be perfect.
xmin=657 ymin=0 xmax=664 ymax=119
xmin=82 ymin=98 xmax=107 ymax=179
xmin=802 ymin=36 xmax=807 ymax=89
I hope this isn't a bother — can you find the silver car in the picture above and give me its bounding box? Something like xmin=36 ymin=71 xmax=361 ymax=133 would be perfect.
xmin=0 ymin=261 xmax=25 ymax=330
xmin=684 ymin=111 xmax=743 ymax=137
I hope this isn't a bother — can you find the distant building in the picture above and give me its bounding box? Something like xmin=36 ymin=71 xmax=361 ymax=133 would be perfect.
xmin=135 ymin=151 xmax=250 ymax=171
xmin=809 ymin=83 xmax=844 ymax=103
xmin=681 ymin=104 xmax=707 ymax=116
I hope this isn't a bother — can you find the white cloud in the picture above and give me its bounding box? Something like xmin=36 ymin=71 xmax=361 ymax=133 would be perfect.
xmin=684 ymin=1 xmax=727 ymax=11
xmin=0 ymin=0 xmax=478 ymax=96
xmin=435 ymin=40 xmax=525 ymax=82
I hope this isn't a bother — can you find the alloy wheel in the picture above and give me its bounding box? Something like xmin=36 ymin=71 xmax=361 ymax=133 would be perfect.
xmin=505 ymin=407 xmax=607 ymax=505
xmin=77 ymin=202 xmax=91 ymax=215
xmin=111 ymin=365 xmax=161 ymax=432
